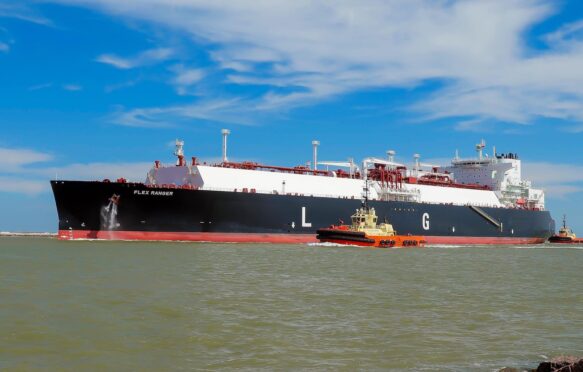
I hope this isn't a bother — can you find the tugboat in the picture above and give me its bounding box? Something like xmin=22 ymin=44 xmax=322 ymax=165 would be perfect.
xmin=316 ymin=182 xmax=426 ymax=248
xmin=548 ymin=215 xmax=583 ymax=244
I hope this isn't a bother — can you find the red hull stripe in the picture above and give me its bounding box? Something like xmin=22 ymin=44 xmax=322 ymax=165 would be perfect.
xmin=425 ymin=236 xmax=546 ymax=245
xmin=58 ymin=230 xmax=546 ymax=245
xmin=58 ymin=230 xmax=315 ymax=243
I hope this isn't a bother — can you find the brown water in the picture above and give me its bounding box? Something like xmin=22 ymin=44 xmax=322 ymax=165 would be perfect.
xmin=1 ymin=237 xmax=582 ymax=371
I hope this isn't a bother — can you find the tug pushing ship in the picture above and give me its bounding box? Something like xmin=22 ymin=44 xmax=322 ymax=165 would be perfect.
xmin=548 ymin=216 xmax=583 ymax=244
xmin=316 ymin=205 xmax=426 ymax=248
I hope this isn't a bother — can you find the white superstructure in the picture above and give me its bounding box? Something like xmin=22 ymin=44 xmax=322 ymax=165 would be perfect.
xmin=442 ymin=142 xmax=544 ymax=209
xmin=145 ymin=136 xmax=544 ymax=210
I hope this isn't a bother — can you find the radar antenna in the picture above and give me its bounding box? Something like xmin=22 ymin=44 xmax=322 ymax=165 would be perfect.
xmin=475 ymin=139 xmax=486 ymax=160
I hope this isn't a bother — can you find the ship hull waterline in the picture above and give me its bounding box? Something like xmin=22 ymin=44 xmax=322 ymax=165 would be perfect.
xmin=51 ymin=181 xmax=555 ymax=245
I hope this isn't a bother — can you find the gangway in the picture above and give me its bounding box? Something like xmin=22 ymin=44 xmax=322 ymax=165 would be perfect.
xmin=469 ymin=205 xmax=503 ymax=231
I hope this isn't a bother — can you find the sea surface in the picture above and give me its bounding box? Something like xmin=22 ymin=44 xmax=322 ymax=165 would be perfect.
xmin=1 ymin=237 xmax=582 ymax=371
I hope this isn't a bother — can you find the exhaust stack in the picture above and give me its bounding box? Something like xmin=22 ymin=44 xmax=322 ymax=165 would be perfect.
xmin=221 ymin=129 xmax=230 ymax=163
xmin=312 ymin=140 xmax=320 ymax=170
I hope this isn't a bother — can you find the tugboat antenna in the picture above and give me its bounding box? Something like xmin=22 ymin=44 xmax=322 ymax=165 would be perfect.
xmin=563 ymin=214 xmax=567 ymax=229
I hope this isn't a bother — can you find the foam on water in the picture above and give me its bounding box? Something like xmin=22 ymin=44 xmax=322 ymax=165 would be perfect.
xmin=306 ymin=242 xmax=354 ymax=247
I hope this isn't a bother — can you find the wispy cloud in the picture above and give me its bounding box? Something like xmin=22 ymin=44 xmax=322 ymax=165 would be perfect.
xmin=0 ymin=176 xmax=47 ymax=194
xmin=29 ymin=82 xmax=53 ymax=91
xmin=523 ymin=162 xmax=583 ymax=198
xmin=0 ymin=147 xmax=53 ymax=171
xmin=39 ymin=162 xmax=152 ymax=182
xmin=169 ymin=64 xmax=205 ymax=95
xmin=0 ymin=25 xmax=13 ymax=52
xmin=28 ymin=83 xmax=83 ymax=92
xmin=0 ymin=3 xmax=53 ymax=26
xmin=62 ymin=84 xmax=82 ymax=91
xmin=104 ymin=78 xmax=140 ymax=92
xmin=0 ymin=161 xmax=152 ymax=195
xmin=96 ymin=47 xmax=174 ymax=69
xmin=0 ymin=145 xmax=152 ymax=194
xmin=111 ymin=98 xmax=254 ymax=127
xmin=0 ymin=147 xmax=53 ymax=194
xmin=544 ymin=19 xmax=583 ymax=44
xmin=43 ymin=1 xmax=583 ymax=129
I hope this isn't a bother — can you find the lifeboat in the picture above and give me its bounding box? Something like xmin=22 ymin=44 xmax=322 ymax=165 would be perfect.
xmin=548 ymin=215 xmax=583 ymax=244
xmin=316 ymin=206 xmax=426 ymax=248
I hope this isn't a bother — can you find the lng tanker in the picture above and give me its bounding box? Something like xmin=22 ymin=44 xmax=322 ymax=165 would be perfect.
xmin=51 ymin=132 xmax=555 ymax=244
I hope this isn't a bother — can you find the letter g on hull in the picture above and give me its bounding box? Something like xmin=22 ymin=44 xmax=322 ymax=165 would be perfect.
xmin=422 ymin=213 xmax=430 ymax=230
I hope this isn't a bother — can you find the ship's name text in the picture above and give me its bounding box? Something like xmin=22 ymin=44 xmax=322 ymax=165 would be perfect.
xmin=134 ymin=190 xmax=174 ymax=196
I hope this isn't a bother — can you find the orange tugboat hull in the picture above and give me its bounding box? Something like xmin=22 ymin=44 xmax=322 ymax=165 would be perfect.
xmin=316 ymin=228 xmax=426 ymax=248
xmin=548 ymin=236 xmax=583 ymax=244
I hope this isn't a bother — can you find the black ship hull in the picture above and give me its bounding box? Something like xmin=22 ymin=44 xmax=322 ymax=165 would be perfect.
xmin=51 ymin=181 xmax=555 ymax=244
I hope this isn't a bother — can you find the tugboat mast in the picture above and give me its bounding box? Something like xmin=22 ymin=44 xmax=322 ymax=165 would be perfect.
xmin=362 ymin=179 xmax=370 ymax=210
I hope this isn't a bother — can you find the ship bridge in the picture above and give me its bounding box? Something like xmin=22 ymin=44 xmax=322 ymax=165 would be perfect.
xmin=442 ymin=141 xmax=544 ymax=210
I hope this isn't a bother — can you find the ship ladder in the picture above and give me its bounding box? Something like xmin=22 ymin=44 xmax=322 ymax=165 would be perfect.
xmin=469 ymin=205 xmax=503 ymax=232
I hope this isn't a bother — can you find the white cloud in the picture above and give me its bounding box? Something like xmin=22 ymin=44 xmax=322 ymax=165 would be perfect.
xmin=44 ymin=0 xmax=583 ymax=129
xmin=95 ymin=54 xmax=133 ymax=69
xmin=0 ymin=162 xmax=152 ymax=195
xmin=63 ymin=84 xmax=82 ymax=91
xmin=40 ymin=162 xmax=152 ymax=182
xmin=541 ymin=184 xmax=583 ymax=199
xmin=28 ymin=83 xmax=84 ymax=92
xmin=523 ymin=162 xmax=583 ymax=186
xmin=174 ymin=68 xmax=204 ymax=86
xmin=0 ymin=41 xmax=8 ymax=52
xmin=0 ymin=147 xmax=53 ymax=171
xmin=0 ymin=146 xmax=154 ymax=195
xmin=104 ymin=78 xmax=140 ymax=92
xmin=111 ymin=98 xmax=255 ymax=127
xmin=169 ymin=64 xmax=205 ymax=95
xmin=0 ymin=147 xmax=53 ymax=194
xmin=96 ymin=47 xmax=174 ymax=69
xmin=544 ymin=19 xmax=583 ymax=45
xmin=522 ymin=162 xmax=583 ymax=198
xmin=0 ymin=3 xmax=53 ymax=26
xmin=29 ymin=82 xmax=53 ymax=91
xmin=0 ymin=176 xmax=47 ymax=194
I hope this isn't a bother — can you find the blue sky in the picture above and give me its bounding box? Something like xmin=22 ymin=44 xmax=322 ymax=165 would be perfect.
xmin=2 ymin=0 xmax=583 ymax=232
